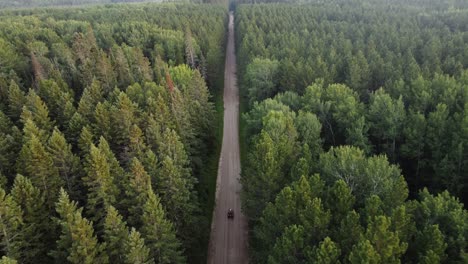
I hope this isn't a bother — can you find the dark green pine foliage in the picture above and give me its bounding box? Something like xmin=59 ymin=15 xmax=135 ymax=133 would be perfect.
xmin=0 ymin=188 xmax=23 ymax=260
xmin=6 ymin=80 xmax=26 ymax=122
xmin=83 ymin=144 xmax=118 ymax=231
xmin=47 ymin=128 xmax=82 ymax=202
xmin=140 ymin=188 xmax=185 ymax=264
xmin=103 ymin=205 xmax=129 ymax=263
xmin=17 ymin=120 xmax=63 ymax=209
xmin=52 ymin=189 xmax=108 ymax=264
xmin=0 ymin=110 xmax=21 ymax=181
xmin=125 ymin=158 xmax=152 ymax=228
xmin=20 ymin=90 xmax=54 ymax=133
xmin=10 ymin=175 xmax=51 ymax=263
xmin=125 ymin=228 xmax=154 ymax=264
xmin=104 ymin=205 xmax=154 ymax=264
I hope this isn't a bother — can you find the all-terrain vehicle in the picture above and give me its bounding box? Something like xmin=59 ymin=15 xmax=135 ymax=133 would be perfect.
xmin=227 ymin=209 xmax=234 ymax=219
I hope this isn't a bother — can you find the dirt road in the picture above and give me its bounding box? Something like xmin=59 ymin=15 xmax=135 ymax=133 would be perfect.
xmin=207 ymin=11 xmax=249 ymax=264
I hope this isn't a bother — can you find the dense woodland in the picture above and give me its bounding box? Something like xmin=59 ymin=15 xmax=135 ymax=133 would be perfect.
xmin=236 ymin=1 xmax=468 ymax=263
xmin=0 ymin=3 xmax=227 ymax=263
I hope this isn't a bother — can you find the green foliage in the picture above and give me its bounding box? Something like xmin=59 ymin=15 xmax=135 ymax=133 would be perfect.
xmin=10 ymin=175 xmax=51 ymax=263
xmin=244 ymin=58 xmax=279 ymax=105
xmin=83 ymin=144 xmax=119 ymax=229
xmin=140 ymin=188 xmax=185 ymax=264
xmin=0 ymin=188 xmax=22 ymax=260
xmin=237 ymin=1 xmax=468 ymax=202
xmin=52 ymin=189 xmax=108 ymax=264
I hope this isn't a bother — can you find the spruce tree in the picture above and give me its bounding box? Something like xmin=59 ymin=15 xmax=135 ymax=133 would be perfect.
xmin=7 ymin=80 xmax=26 ymax=122
xmin=10 ymin=175 xmax=50 ymax=263
xmin=47 ymin=128 xmax=82 ymax=201
xmin=83 ymin=144 xmax=118 ymax=230
xmin=103 ymin=206 xmax=128 ymax=263
xmin=0 ymin=188 xmax=22 ymax=260
xmin=17 ymin=125 xmax=62 ymax=209
xmin=125 ymin=158 xmax=152 ymax=227
xmin=125 ymin=228 xmax=154 ymax=264
xmin=140 ymin=188 xmax=185 ymax=264
xmin=20 ymin=90 xmax=54 ymax=133
xmin=53 ymin=189 xmax=108 ymax=264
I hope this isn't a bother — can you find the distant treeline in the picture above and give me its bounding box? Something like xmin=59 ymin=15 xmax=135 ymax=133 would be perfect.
xmin=0 ymin=0 xmax=191 ymax=9
xmin=234 ymin=0 xmax=468 ymax=10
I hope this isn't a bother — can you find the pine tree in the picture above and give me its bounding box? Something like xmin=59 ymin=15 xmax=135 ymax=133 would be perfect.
xmin=7 ymin=80 xmax=26 ymax=122
xmin=20 ymin=90 xmax=54 ymax=133
xmin=125 ymin=228 xmax=154 ymax=264
xmin=37 ymin=80 xmax=75 ymax=128
xmin=0 ymin=111 xmax=21 ymax=180
xmin=126 ymin=158 xmax=152 ymax=227
xmin=66 ymin=112 xmax=86 ymax=146
xmin=10 ymin=175 xmax=50 ymax=263
xmin=52 ymin=189 xmax=108 ymax=264
xmin=0 ymin=188 xmax=22 ymax=260
xmin=78 ymin=125 xmax=94 ymax=157
xmin=103 ymin=206 xmax=128 ymax=263
xmin=140 ymin=188 xmax=185 ymax=264
xmin=311 ymin=237 xmax=341 ymax=264
xmin=47 ymin=128 xmax=82 ymax=201
xmin=365 ymin=215 xmax=408 ymax=263
xmin=83 ymin=144 xmax=118 ymax=231
xmin=93 ymin=102 xmax=113 ymax=143
xmin=348 ymin=238 xmax=381 ymax=264
xmin=266 ymin=225 xmax=310 ymax=264
xmin=77 ymin=80 xmax=104 ymax=121
xmin=17 ymin=127 xmax=62 ymax=209
xmin=97 ymin=137 xmax=126 ymax=199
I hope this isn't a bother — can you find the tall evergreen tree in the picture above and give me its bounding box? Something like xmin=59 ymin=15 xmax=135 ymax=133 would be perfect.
xmin=10 ymin=175 xmax=50 ymax=263
xmin=52 ymin=189 xmax=108 ymax=264
xmin=83 ymin=144 xmax=118 ymax=230
xmin=17 ymin=123 xmax=62 ymax=209
xmin=125 ymin=228 xmax=154 ymax=264
xmin=140 ymin=188 xmax=185 ymax=264
xmin=103 ymin=206 xmax=128 ymax=264
xmin=47 ymin=128 xmax=82 ymax=201
xmin=0 ymin=188 xmax=22 ymax=260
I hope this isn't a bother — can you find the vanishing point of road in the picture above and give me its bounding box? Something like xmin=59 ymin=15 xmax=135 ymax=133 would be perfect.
xmin=207 ymin=11 xmax=249 ymax=264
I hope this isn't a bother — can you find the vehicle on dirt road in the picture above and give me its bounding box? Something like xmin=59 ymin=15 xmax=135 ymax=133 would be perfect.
xmin=227 ymin=209 xmax=234 ymax=219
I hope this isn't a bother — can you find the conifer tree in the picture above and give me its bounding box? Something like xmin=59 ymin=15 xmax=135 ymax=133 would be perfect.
xmin=125 ymin=228 xmax=154 ymax=264
xmin=10 ymin=175 xmax=50 ymax=263
xmin=20 ymin=90 xmax=54 ymax=132
xmin=77 ymin=80 xmax=104 ymax=121
xmin=78 ymin=125 xmax=94 ymax=157
xmin=103 ymin=206 xmax=128 ymax=263
xmin=7 ymin=80 xmax=26 ymax=122
xmin=17 ymin=126 xmax=62 ymax=209
xmin=0 ymin=188 xmax=22 ymax=260
xmin=83 ymin=144 xmax=118 ymax=230
xmin=125 ymin=158 xmax=152 ymax=227
xmin=0 ymin=111 xmax=21 ymax=180
xmin=140 ymin=188 xmax=185 ymax=264
xmin=52 ymin=189 xmax=108 ymax=264
xmin=311 ymin=237 xmax=341 ymax=264
xmin=47 ymin=128 xmax=82 ymax=201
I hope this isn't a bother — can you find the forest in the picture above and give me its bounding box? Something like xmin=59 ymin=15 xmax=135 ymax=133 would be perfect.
xmin=0 ymin=3 xmax=227 ymax=263
xmin=0 ymin=0 xmax=467 ymax=263
xmin=236 ymin=0 xmax=468 ymax=263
